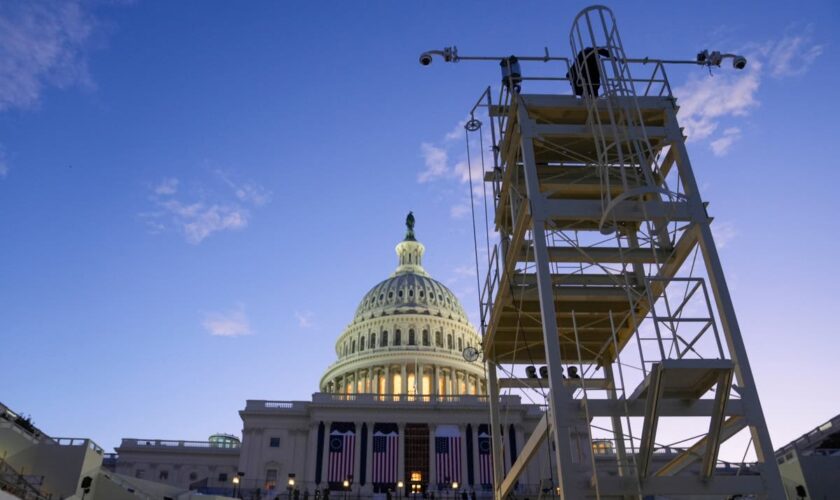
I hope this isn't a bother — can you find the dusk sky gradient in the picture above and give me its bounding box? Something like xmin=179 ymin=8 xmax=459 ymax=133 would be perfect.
xmin=1 ymin=0 xmax=838 ymax=457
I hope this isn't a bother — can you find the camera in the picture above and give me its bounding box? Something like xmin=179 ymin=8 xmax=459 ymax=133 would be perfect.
xmin=419 ymin=52 xmax=433 ymax=66
xmin=732 ymin=55 xmax=747 ymax=70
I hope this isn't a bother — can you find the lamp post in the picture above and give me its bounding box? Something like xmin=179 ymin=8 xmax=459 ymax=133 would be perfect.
xmin=397 ymin=480 xmax=404 ymax=498
xmin=232 ymin=476 xmax=240 ymax=498
xmin=343 ymin=479 xmax=350 ymax=500
xmin=451 ymin=481 xmax=458 ymax=500
xmin=289 ymin=475 xmax=296 ymax=500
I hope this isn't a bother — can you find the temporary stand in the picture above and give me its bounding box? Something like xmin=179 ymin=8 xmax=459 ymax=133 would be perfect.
xmin=422 ymin=5 xmax=785 ymax=499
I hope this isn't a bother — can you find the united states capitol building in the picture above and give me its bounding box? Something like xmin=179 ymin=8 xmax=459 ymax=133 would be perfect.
xmin=110 ymin=218 xmax=549 ymax=498
xmin=2 ymin=218 xmax=839 ymax=500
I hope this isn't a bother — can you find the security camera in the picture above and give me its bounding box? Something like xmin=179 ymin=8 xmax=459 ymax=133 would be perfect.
xmin=732 ymin=55 xmax=747 ymax=70
xmin=419 ymin=52 xmax=433 ymax=66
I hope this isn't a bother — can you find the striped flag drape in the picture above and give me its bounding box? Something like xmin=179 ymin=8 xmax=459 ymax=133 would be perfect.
xmin=435 ymin=425 xmax=462 ymax=484
xmin=372 ymin=424 xmax=399 ymax=484
xmin=478 ymin=425 xmax=493 ymax=486
xmin=328 ymin=425 xmax=356 ymax=483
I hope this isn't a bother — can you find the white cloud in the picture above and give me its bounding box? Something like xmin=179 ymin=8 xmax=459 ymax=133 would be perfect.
xmin=768 ymin=32 xmax=824 ymax=78
xmin=0 ymin=148 xmax=8 ymax=178
xmin=675 ymin=71 xmax=759 ymax=142
xmin=144 ymin=173 xmax=269 ymax=244
xmin=160 ymin=200 xmax=248 ymax=244
xmin=444 ymin=119 xmax=468 ymax=141
xmin=709 ymin=127 xmax=741 ymax=157
xmin=450 ymin=204 xmax=470 ymax=219
xmin=417 ymin=143 xmax=449 ymax=183
xmin=216 ymin=170 xmax=272 ymax=206
xmin=0 ymin=1 xmax=97 ymax=111
xmin=712 ymin=221 xmax=737 ymax=249
xmin=203 ymin=305 xmax=251 ymax=337
xmin=153 ymin=177 xmax=178 ymax=195
xmin=295 ymin=310 xmax=314 ymax=329
xmin=674 ymin=27 xmax=822 ymax=155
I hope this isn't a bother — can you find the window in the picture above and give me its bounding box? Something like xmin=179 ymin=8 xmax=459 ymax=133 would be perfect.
xmin=352 ymin=340 xmax=356 ymax=353
xmin=370 ymin=333 xmax=376 ymax=348
xmin=218 ymin=473 xmax=228 ymax=482
xmin=422 ymin=330 xmax=430 ymax=346
xmin=435 ymin=331 xmax=442 ymax=347
xmin=458 ymin=338 xmax=463 ymax=351
xmin=447 ymin=334 xmax=453 ymax=349
xmin=135 ymin=469 xmax=145 ymax=479
xmin=269 ymin=437 xmax=280 ymax=447
xmin=388 ymin=291 xmax=393 ymax=299
xmin=419 ymin=290 xmax=425 ymax=298
xmin=395 ymin=329 xmax=402 ymax=345
xmin=159 ymin=470 xmax=169 ymax=480
xmin=381 ymin=331 xmax=388 ymax=347
xmin=359 ymin=337 xmax=365 ymax=351
xmin=266 ymin=468 xmax=278 ymax=489
xmin=408 ymin=329 xmax=415 ymax=345
xmin=398 ymin=290 xmax=404 ymax=298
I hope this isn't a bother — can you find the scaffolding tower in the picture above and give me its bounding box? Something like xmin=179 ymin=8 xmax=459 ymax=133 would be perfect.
xmin=429 ymin=6 xmax=785 ymax=499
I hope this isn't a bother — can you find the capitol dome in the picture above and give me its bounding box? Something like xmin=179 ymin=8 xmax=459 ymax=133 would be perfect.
xmin=320 ymin=213 xmax=486 ymax=398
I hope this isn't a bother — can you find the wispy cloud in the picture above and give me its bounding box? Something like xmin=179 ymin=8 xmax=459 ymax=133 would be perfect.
xmin=202 ymin=305 xmax=252 ymax=337
xmin=295 ymin=310 xmax=314 ymax=329
xmin=216 ymin=169 xmax=271 ymax=206
xmin=768 ymin=30 xmax=824 ymax=78
xmin=0 ymin=148 xmax=8 ymax=179
xmin=153 ymin=177 xmax=178 ymax=195
xmin=710 ymin=127 xmax=742 ymax=157
xmin=675 ymin=27 xmax=823 ymax=155
xmin=0 ymin=1 xmax=99 ymax=112
xmin=416 ymin=117 xmax=492 ymax=220
xmin=143 ymin=171 xmax=270 ymax=244
xmin=712 ymin=221 xmax=737 ymax=249
xmin=417 ymin=143 xmax=449 ymax=183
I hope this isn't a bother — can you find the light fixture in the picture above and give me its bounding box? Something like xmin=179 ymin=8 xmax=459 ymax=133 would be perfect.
xmin=343 ymin=479 xmax=350 ymax=488
xmin=232 ymin=477 xmax=240 ymax=485
xmin=397 ymin=481 xmax=404 ymax=488
xmin=525 ymin=365 xmax=537 ymax=378
xmin=451 ymin=481 xmax=459 ymax=490
xmin=289 ymin=478 xmax=296 ymax=487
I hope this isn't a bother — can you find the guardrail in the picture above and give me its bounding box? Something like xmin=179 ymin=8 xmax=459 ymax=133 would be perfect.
xmin=48 ymin=437 xmax=104 ymax=454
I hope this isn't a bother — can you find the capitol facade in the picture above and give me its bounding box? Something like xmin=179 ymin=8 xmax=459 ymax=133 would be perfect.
xmin=111 ymin=218 xmax=548 ymax=498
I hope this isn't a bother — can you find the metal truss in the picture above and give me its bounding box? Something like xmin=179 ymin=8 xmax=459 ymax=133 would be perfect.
xmin=462 ymin=6 xmax=786 ymax=499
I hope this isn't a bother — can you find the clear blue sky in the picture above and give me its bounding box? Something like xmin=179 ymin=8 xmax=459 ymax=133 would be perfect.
xmin=1 ymin=0 xmax=838 ymax=456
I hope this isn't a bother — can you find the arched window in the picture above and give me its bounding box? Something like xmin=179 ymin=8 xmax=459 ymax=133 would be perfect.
xmin=447 ymin=334 xmax=453 ymax=349
xmin=422 ymin=329 xmax=430 ymax=346
xmin=408 ymin=329 xmax=416 ymax=346
xmin=370 ymin=333 xmax=376 ymax=349
xmin=351 ymin=340 xmax=356 ymax=353
xmin=381 ymin=331 xmax=388 ymax=347
xmin=359 ymin=337 xmax=365 ymax=351
xmin=395 ymin=329 xmax=402 ymax=345
xmin=458 ymin=337 xmax=463 ymax=351
xmin=435 ymin=331 xmax=442 ymax=347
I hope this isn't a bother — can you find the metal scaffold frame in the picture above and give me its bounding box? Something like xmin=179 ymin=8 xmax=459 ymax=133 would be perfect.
xmin=422 ymin=5 xmax=785 ymax=499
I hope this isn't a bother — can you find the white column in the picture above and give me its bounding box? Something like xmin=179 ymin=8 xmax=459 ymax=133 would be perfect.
xmin=353 ymin=421 xmax=362 ymax=484
xmin=385 ymin=365 xmax=392 ymax=396
xmin=398 ymin=422 xmax=406 ymax=486
xmin=401 ymin=365 xmax=408 ymax=397
xmin=418 ymin=362 xmax=425 ymax=398
xmin=459 ymin=424 xmax=468 ymax=486
xmin=304 ymin=422 xmax=319 ymax=484
xmin=320 ymin=421 xmax=333 ymax=487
